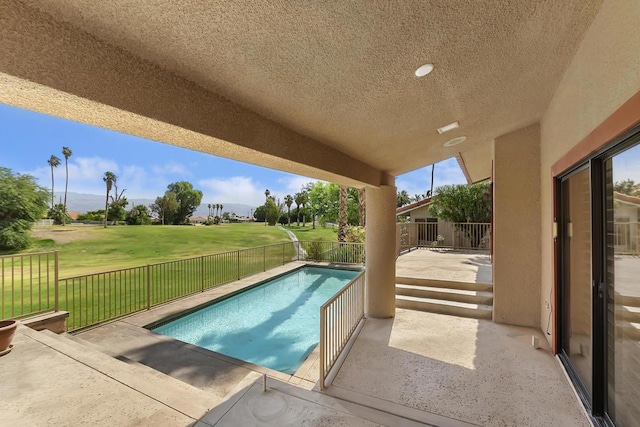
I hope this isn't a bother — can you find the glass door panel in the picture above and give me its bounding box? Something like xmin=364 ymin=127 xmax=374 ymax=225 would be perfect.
xmin=562 ymin=167 xmax=593 ymax=395
xmin=605 ymin=144 xmax=640 ymax=426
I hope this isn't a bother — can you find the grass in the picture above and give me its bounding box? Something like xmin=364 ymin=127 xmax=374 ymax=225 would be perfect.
xmin=285 ymin=224 xmax=338 ymax=242
xmin=2 ymin=223 xmax=301 ymax=327
xmin=1 ymin=223 xmax=361 ymax=330
xmin=25 ymin=223 xmax=293 ymax=277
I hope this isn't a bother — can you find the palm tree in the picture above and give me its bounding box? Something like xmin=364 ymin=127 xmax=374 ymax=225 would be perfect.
xmin=208 ymin=203 xmax=212 ymax=219
xmin=220 ymin=204 xmax=224 ymax=218
xmin=294 ymin=192 xmax=303 ymax=227
xmin=61 ymin=147 xmax=72 ymax=225
xmin=47 ymin=155 xmax=61 ymax=209
xmin=264 ymin=190 xmax=270 ymax=226
xmin=429 ymin=163 xmax=435 ymax=197
xmin=103 ymin=171 xmax=116 ymax=228
xmin=216 ymin=203 xmax=220 ymax=217
xmin=358 ymin=187 xmax=366 ymax=227
xmin=338 ymin=185 xmax=348 ymax=242
xmin=284 ymin=195 xmax=293 ymax=227
xmin=300 ymin=191 xmax=308 ymax=227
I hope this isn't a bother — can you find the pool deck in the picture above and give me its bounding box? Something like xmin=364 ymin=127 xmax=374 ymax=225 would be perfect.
xmin=2 ymin=258 xmax=590 ymax=426
xmin=76 ymin=261 xmax=327 ymax=396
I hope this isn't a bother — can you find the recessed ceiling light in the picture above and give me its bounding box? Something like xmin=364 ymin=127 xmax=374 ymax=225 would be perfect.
xmin=443 ymin=136 xmax=467 ymax=147
xmin=437 ymin=121 xmax=460 ymax=134
xmin=415 ymin=63 xmax=434 ymax=77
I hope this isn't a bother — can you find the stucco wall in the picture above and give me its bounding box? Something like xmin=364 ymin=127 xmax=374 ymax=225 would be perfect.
xmin=540 ymin=0 xmax=640 ymax=345
xmin=493 ymin=123 xmax=541 ymax=326
xmin=409 ymin=206 xmax=436 ymax=221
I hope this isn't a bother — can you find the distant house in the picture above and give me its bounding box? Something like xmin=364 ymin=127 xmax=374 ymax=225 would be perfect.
xmin=396 ymin=197 xmax=444 ymax=246
xmin=613 ymin=191 xmax=640 ymax=254
xmin=396 ymin=197 xmax=435 ymax=222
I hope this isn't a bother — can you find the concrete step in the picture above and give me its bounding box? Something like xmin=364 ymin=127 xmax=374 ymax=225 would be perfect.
xmin=396 ymin=295 xmax=493 ymax=320
xmin=616 ymin=305 xmax=640 ymax=323
xmin=615 ymin=294 xmax=640 ymax=308
xmin=617 ymin=321 xmax=640 ymax=341
xmin=396 ymin=284 xmax=493 ymax=305
xmin=396 ymin=276 xmax=493 ymax=292
xmin=26 ymin=328 xmax=216 ymax=417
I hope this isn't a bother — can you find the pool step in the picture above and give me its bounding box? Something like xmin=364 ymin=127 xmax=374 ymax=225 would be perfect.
xmin=22 ymin=327 xmax=215 ymax=419
xmin=396 ymin=277 xmax=493 ymax=320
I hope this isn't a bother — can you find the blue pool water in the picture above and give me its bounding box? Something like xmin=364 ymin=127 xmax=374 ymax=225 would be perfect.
xmin=152 ymin=267 xmax=359 ymax=374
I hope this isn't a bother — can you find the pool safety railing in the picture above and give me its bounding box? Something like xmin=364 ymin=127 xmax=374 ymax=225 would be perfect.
xmin=2 ymin=240 xmax=366 ymax=331
xmin=297 ymin=241 xmax=365 ymax=264
xmin=319 ymin=270 xmax=365 ymax=390
xmin=59 ymin=242 xmax=298 ymax=330
xmin=1 ymin=251 xmax=58 ymax=320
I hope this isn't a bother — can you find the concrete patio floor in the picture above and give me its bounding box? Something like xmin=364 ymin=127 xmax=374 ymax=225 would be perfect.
xmin=329 ymin=309 xmax=590 ymax=426
xmin=1 ymin=261 xmax=592 ymax=426
xmin=396 ymin=249 xmax=492 ymax=284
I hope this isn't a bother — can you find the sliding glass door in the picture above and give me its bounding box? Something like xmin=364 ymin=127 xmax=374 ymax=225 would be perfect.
xmin=604 ymin=144 xmax=640 ymax=426
xmin=558 ymin=130 xmax=640 ymax=426
xmin=560 ymin=166 xmax=593 ymax=397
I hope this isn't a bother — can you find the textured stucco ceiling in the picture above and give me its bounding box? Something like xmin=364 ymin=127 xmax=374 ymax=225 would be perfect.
xmin=12 ymin=0 xmax=602 ymax=182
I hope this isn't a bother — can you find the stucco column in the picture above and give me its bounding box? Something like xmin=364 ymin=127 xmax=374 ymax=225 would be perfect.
xmin=493 ymin=123 xmax=541 ymax=327
xmin=365 ymin=181 xmax=397 ymax=318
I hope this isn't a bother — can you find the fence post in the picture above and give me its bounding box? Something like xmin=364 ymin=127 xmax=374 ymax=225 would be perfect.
xmin=263 ymin=246 xmax=266 ymax=272
xmin=237 ymin=250 xmax=241 ymax=280
xmin=201 ymin=255 xmax=205 ymax=292
xmin=146 ymin=264 xmax=151 ymax=310
xmin=282 ymin=243 xmax=285 ymax=265
xmin=452 ymin=225 xmax=456 ymax=249
xmin=54 ymin=251 xmax=59 ymax=312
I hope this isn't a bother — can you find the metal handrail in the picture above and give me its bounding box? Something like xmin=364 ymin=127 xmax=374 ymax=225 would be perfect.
xmin=3 ymin=239 xmax=366 ymax=330
xmin=319 ymin=270 xmax=365 ymax=390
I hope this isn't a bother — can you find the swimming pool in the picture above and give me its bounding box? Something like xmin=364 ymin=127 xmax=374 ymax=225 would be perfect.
xmin=151 ymin=266 xmax=360 ymax=374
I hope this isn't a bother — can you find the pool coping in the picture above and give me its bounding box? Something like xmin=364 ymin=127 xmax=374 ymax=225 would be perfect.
xmin=75 ymin=261 xmax=364 ymax=389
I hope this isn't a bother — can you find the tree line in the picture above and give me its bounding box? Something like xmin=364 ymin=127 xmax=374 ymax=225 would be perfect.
xmin=253 ymin=183 xmax=367 ymax=243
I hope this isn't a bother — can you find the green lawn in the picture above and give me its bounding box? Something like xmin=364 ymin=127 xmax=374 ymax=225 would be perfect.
xmin=2 ymin=223 xmax=300 ymax=327
xmin=26 ymin=223 xmax=293 ymax=277
xmin=285 ymin=224 xmax=338 ymax=242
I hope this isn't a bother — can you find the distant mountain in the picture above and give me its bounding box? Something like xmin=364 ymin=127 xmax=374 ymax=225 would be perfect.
xmin=55 ymin=192 xmax=255 ymax=218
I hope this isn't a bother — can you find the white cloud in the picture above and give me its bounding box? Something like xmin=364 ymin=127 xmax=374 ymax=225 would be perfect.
xmin=26 ymin=156 xmax=120 ymax=196
xmin=198 ymin=176 xmax=268 ymax=206
xmin=277 ymin=175 xmax=316 ymax=194
xmin=151 ymin=162 xmax=192 ymax=177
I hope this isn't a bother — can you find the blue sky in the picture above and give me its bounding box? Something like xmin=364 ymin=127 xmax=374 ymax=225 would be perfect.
xmin=0 ymin=103 xmax=467 ymax=207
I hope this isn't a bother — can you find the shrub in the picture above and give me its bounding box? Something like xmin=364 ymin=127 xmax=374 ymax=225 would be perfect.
xmin=306 ymin=240 xmax=324 ymax=261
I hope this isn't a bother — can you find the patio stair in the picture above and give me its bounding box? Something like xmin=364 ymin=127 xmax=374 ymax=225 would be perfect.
xmin=616 ymin=294 xmax=640 ymax=340
xmin=22 ymin=327 xmax=216 ymax=417
xmin=395 ymin=277 xmax=493 ymax=320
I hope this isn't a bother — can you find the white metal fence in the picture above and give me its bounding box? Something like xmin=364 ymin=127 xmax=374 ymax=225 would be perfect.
xmin=319 ymin=271 xmax=365 ymax=390
xmin=396 ymin=221 xmax=491 ymax=254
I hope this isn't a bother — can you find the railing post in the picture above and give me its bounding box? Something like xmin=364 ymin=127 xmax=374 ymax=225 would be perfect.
xmin=237 ymin=250 xmax=241 ymax=280
xmin=54 ymin=251 xmax=59 ymax=312
xmin=263 ymin=246 xmax=266 ymax=272
xmin=320 ymin=305 xmax=326 ymax=390
xmin=282 ymin=243 xmax=285 ymax=265
xmin=201 ymin=255 xmax=205 ymax=292
xmin=146 ymin=264 xmax=151 ymax=310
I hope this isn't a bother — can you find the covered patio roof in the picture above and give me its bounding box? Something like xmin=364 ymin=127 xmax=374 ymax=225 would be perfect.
xmin=0 ymin=0 xmax=602 ymax=185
